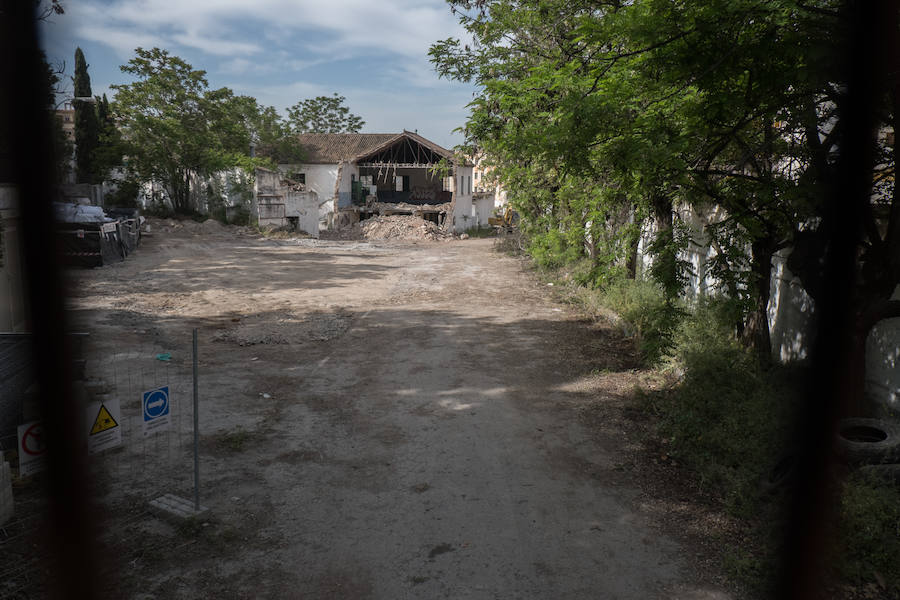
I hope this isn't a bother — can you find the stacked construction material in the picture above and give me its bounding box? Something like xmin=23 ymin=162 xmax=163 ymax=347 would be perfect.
xmin=54 ymin=203 xmax=141 ymax=267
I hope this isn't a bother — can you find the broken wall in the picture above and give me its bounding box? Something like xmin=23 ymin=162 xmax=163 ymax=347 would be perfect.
xmin=362 ymin=167 xmax=446 ymax=205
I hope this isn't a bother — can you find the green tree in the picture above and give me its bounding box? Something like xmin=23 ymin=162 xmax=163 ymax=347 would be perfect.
xmin=287 ymin=93 xmax=365 ymax=133
xmin=431 ymin=0 xmax=844 ymax=359
xmin=111 ymin=48 xmax=266 ymax=213
xmin=227 ymin=96 xmax=305 ymax=163
xmin=91 ymin=93 xmax=123 ymax=182
xmin=73 ymin=47 xmax=100 ymax=183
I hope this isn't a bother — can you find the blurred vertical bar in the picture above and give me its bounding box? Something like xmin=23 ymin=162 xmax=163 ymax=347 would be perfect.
xmin=776 ymin=1 xmax=895 ymax=598
xmin=0 ymin=1 xmax=100 ymax=598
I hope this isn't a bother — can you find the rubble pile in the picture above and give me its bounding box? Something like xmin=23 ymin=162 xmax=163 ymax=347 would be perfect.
xmin=358 ymin=215 xmax=453 ymax=241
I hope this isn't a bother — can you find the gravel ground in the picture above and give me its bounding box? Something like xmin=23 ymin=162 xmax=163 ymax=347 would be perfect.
xmin=6 ymin=221 xmax=739 ymax=599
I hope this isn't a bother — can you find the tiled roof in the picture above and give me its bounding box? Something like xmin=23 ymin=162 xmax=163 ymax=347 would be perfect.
xmin=295 ymin=133 xmax=399 ymax=163
xmin=294 ymin=131 xmax=454 ymax=164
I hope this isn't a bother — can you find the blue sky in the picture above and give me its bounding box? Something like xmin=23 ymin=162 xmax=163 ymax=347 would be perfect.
xmin=39 ymin=0 xmax=477 ymax=149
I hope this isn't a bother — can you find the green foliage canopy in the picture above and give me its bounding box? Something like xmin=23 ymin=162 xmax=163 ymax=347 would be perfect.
xmin=111 ymin=48 xmax=279 ymax=212
xmin=430 ymin=0 xmax=848 ymax=357
xmin=287 ymin=93 xmax=365 ymax=134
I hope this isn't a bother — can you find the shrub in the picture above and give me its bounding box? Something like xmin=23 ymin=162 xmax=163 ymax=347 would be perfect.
xmin=651 ymin=301 xmax=802 ymax=516
xmin=597 ymin=276 xmax=679 ymax=363
xmin=836 ymin=471 xmax=900 ymax=592
xmin=229 ymin=205 xmax=251 ymax=226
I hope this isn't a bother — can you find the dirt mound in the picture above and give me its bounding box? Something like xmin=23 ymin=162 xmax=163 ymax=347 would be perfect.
xmin=200 ymin=218 xmax=225 ymax=233
xmin=213 ymin=311 xmax=352 ymax=346
xmin=347 ymin=215 xmax=453 ymax=241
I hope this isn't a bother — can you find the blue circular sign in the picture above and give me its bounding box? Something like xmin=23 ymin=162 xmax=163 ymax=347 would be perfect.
xmin=143 ymin=388 xmax=169 ymax=421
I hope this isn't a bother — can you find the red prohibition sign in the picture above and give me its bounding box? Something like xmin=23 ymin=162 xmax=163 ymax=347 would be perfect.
xmin=21 ymin=423 xmax=46 ymax=456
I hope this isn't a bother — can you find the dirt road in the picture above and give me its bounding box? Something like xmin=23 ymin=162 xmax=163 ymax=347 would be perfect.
xmin=64 ymin=223 xmax=731 ymax=599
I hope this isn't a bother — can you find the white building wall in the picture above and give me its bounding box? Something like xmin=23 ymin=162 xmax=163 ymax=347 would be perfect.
xmin=866 ymin=291 xmax=900 ymax=413
xmin=451 ymin=165 xmax=474 ymax=232
xmin=473 ymin=195 xmax=494 ymax=227
xmin=285 ymin=191 xmax=320 ymax=237
xmin=280 ymin=162 xmax=350 ymax=229
xmin=281 ymin=163 xmax=338 ymax=206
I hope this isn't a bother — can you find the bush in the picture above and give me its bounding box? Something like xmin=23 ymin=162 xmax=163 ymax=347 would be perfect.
xmin=597 ymin=276 xmax=679 ymax=363
xmin=229 ymin=205 xmax=250 ymax=226
xmin=465 ymin=226 xmax=495 ymax=238
xmin=210 ymin=206 xmax=227 ymax=224
xmin=527 ymin=227 xmax=581 ymax=268
xmin=651 ymin=303 xmax=801 ymax=516
xmin=836 ymin=471 xmax=900 ymax=592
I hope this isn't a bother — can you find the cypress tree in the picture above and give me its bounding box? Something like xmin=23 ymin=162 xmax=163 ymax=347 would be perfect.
xmin=93 ymin=93 xmax=121 ymax=181
xmin=73 ymin=47 xmax=100 ymax=183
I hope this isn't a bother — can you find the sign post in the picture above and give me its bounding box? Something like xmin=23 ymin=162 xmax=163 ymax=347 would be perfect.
xmin=193 ymin=328 xmax=200 ymax=511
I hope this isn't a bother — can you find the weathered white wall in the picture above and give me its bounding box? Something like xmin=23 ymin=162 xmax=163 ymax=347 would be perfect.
xmin=451 ymin=165 xmax=474 ymax=232
xmin=473 ymin=195 xmax=494 ymax=227
xmin=0 ymin=186 xmax=27 ymax=332
xmin=286 ymin=191 xmax=320 ymax=236
xmin=255 ymin=169 xmax=320 ymax=236
xmin=280 ymin=163 xmax=340 ymax=229
xmin=866 ymin=289 xmax=900 ymax=413
xmin=637 ymin=203 xmax=899 ymax=412
xmin=767 ymin=250 xmax=815 ymax=362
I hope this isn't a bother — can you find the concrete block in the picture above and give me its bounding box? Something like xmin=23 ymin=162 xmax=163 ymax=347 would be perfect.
xmin=148 ymin=493 xmax=209 ymax=522
xmin=0 ymin=460 xmax=13 ymax=526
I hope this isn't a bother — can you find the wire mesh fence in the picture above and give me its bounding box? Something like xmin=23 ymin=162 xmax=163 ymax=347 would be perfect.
xmin=85 ymin=338 xmax=198 ymax=504
xmin=0 ymin=330 xmax=201 ymax=599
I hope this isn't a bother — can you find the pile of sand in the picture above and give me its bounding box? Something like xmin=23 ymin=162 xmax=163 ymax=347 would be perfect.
xmin=355 ymin=215 xmax=453 ymax=241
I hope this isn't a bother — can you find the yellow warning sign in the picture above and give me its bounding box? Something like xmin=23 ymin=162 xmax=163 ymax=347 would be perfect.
xmin=90 ymin=404 xmax=118 ymax=435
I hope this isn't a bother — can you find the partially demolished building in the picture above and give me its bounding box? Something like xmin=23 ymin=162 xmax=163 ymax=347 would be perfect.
xmin=260 ymin=131 xmax=476 ymax=234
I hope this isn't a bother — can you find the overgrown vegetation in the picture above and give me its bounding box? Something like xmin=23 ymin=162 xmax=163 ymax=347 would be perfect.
xmin=436 ymin=2 xmax=900 ymax=594
xmin=560 ymin=268 xmax=900 ymax=594
xmin=432 ymin=0 xmax=900 ymax=404
xmin=464 ymin=225 xmax=495 ymax=238
xmin=837 ymin=472 xmax=900 ymax=593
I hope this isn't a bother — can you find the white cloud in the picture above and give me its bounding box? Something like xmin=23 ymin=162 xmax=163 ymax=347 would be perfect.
xmin=50 ymin=0 xmax=477 ymax=148
xmin=170 ymin=33 xmax=261 ymax=57
xmin=67 ymin=0 xmax=468 ymax=60
xmin=237 ymin=80 xmax=334 ymax=111
xmin=75 ymin=24 xmax=166 ymax=58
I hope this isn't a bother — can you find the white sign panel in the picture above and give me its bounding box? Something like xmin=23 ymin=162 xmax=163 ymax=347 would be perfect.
xmin=142 ymin=386 xmax=171 ymax=437
xmin=17 ymin=421 xmax=47 ymax=476
xmin=86 ymin=398 xmax=122 ymax=454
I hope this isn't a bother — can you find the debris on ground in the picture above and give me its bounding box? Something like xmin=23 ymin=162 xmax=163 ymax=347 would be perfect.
xmin=212 ymin=311 xmax=352 ymax=346
xmin=143 ymin=217 xmax=254 ymax=236
xmin=325 ymin=215 xmax=455 ymax=242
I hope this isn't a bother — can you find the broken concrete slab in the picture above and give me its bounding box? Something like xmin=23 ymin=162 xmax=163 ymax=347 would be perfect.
xmin=148 ymin=493 xmax=209 ymax=522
